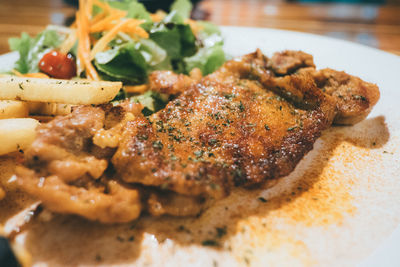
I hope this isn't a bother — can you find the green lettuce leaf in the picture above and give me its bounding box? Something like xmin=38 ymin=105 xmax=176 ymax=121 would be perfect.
xmin=150 ymin=23 xmax=181 ymax=60
xmin=170 ymin=0 xmax=192 ymax=20
xmin=106 ymin=0 xmax=135 ymax=10
xmin=95 ymin=42 xmax=148 ymax=83
xmin=127 ymin=1 xmax=152 ymax=23
xmin=95 ymin=39 xmax=171 ymax=83
xmin=182 ymin=21 xmax=225 ymax=75
xmin=196 ymin=21 xmax=223 ymax=47
xmin=8 ymin=29 xmax=63 ymax=74
xmin=8 ymin=33 xmax=31 ymax=73
xmin=178 ymin=24 xmax=197 ymax=57
xmin=130 ymin=90 xmax=169 ymax=116
xmin=184 ymin=44 xmax=225 ymax=75
xmin=149 ymin=22 xmax=196 ymax=61
xmin=138 ymin=39 xmax=167 ymax=66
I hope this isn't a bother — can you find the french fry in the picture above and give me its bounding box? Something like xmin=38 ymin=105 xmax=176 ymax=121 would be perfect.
xmin=0 ymin=100 xmax=29 ymax=119
xmin=28 ymin=102 xmax=74 ymax=116
xmin=0 ymin=118 xmax=39 ymax=156
xmin=0 ymin=77 xmax=121 ymax=105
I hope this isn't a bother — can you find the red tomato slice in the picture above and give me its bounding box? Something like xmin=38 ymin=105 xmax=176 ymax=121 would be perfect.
xmin=38 ymin=51 xmax=77 ymax=79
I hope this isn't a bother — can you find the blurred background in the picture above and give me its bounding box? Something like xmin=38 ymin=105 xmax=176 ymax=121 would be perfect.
xmin=0 ymin=0 xmax=399 ymax=55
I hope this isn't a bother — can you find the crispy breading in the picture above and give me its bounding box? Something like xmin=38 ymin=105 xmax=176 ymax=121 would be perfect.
xmin=16 ymin=104 xmax=143 ymax=223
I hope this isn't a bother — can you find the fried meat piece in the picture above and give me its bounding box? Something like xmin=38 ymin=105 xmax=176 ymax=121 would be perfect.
xmin=112 ymin=51 xmax=336 ymax=199
xmin=146 ymin=190 xmax=205 ymax=217
xmin=268 ymin=50 xmax=315 ymax=75
xmin=16 ymin=104 xmax=143 ymax=223
xmin=309 ymin=68 xmax=380 ymax=124
xmin=16 ymin=167 xmax=141 ymax=223
xmin=149 ymin=70 xmax=198 ymax=95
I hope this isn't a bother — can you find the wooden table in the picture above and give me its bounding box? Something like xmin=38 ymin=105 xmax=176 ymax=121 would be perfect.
xmin=0 ymin=0 xmax=399 ymax=55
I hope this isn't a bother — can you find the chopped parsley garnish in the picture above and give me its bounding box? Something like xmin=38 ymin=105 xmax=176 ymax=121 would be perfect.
xmin=152 ymin=140 xmax=163 ymax=150
xmin=202 ymin=240 xmax=219 ymax=246
xmin=194 ymin=150 xmax=204 ymax=157
xmin=258 ymin=197 xmax=268 ymax=203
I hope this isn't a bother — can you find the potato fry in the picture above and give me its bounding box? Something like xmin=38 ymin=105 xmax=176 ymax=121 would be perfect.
xmin=0 ymin=77 xmax=121 ymax=105
xmin=28 ymin=102 xmax=73 ymax=116
xmin=0 ymin=118 xmax=39 ymax=156
xmin=0 ymin=100 xmax=29 ymax=119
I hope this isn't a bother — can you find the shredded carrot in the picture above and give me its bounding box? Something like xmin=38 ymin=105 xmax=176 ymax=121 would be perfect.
xmin=77 ymin=1 xmax=99 ymax=80
xmin=76 ymin=10 xmax=86 ymax=77
xmin=90 ymin=11 xmax=106 ymax=26
xmin=90 ymin=19 xmax=132 ymax=59
xmin=86 ymin=0 xmax=93 ymax=19
xmin=91 ymin=19 xmax=149 ymax=39
xmin=122 ymin=20 xmax=149 ymax=39
xmin=24 ymin=73 xmax=50 ymax=78
xmin=11 ymin=70 xmax=24 ymax=77
xmin=124 ymin=84 xmax=149 ymax=94
xmin=90 ymin=12 xmax=127 ymax=33
xmin=69 ymin=21 xmax=77 ymax=29
xmin=91 ymin=16 xmax=142 ymax=33
xmin=76 ymin=48 xmax=85 ymax=75
xmin=59 ymin=29 xmax=77 ymax=54
xmin=12 ymin=70 xmax=49 ymax=79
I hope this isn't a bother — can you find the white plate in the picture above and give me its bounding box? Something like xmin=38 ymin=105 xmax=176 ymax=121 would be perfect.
xmin=1 ymin=26 xmax=400 ymax=267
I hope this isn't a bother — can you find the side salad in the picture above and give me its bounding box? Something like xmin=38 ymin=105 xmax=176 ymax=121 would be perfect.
xmin=6 ymin=0 xmax=226 ymax=113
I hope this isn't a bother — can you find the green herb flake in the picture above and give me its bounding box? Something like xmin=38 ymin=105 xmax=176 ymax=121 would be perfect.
xmin=216 ymin=226 xmax=227 ymax=238
xmin=353 ymin=95 xmax=367 ymax=101
xmin=224 ymin=93 xmax=235 ymax=100
xmin=258 ymin=197 xmax=268 ymax=203
xmin=138 ymin=134 xmax=149 ymax=140
xmin=202 ymin=240 xmax=219 ymax=246
xmin=152 ymin=140 xmax=163 ymax=150
xmin=238 ymin=101 xmax=245 ymax=112
xmin=153 ymin=140 xmax=163 ymax=150
xmin=194 ymin=150 xmax=204 ymax=157
xmin=209 ymin=138 xmax=218 ymax=145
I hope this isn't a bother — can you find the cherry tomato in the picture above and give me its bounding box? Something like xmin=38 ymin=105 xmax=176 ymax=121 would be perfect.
xmin=38 ymin=51 xmax=77 ymax=79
